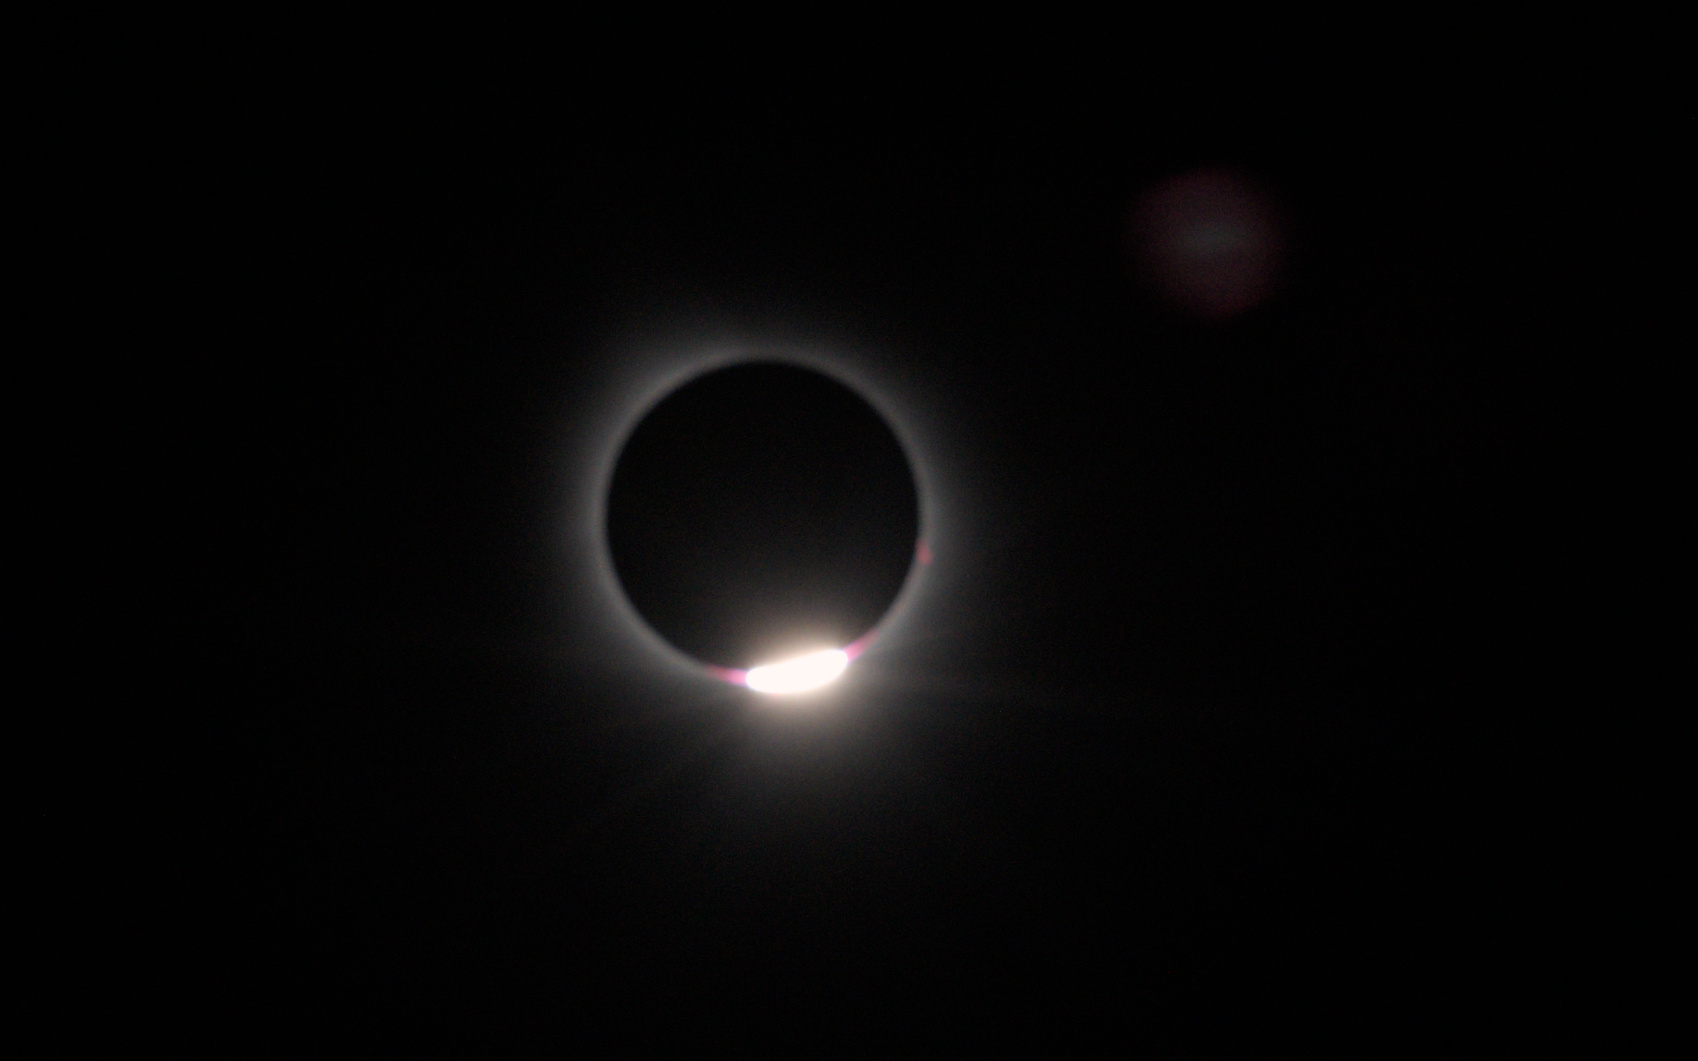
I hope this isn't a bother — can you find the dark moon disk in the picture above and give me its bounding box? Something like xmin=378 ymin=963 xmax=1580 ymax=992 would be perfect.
xmin=605 ymin=362 xmax=920 ymax=672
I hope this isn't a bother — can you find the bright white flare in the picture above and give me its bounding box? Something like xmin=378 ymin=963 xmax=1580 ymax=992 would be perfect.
xmin=743 ymin=649 xmax=849 ymax=695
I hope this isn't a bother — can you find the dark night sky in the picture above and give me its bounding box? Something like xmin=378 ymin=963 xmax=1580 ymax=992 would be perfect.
xmin=169 ymin=54 xmax=1609 ymax=1045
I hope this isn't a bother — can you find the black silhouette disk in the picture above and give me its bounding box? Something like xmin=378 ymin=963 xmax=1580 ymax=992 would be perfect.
xmin=605 ymin=362 xmax=920 ymax=672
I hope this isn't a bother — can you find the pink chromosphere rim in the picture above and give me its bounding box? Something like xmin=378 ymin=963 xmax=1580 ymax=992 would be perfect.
xmin=699 ymin=559 xmax=912 ymax=689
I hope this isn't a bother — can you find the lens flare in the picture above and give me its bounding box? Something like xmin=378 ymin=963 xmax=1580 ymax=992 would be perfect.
xmin=1129 ymin=168 xmax=1285 ymax=318
xmin=742 ymin=648 xmax=850 ymax=695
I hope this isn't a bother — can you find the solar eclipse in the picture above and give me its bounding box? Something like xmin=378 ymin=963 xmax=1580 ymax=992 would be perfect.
xmin=592 ymin=355 xmax=931 ymax=697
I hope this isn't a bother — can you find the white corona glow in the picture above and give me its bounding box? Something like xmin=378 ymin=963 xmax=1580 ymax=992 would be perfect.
xmin=567 ymin=340 xmax=948 ymax=695
xmin=743 ymin=649 xmax=850 ymax=695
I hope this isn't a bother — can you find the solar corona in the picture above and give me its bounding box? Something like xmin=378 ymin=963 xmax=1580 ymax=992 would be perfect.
xmin=570 ymin=343 xmax=949 ymax=707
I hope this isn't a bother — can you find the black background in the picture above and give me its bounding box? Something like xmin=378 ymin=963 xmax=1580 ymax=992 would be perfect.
xmin=155 ymin=48 xmax=1610 ymax=1046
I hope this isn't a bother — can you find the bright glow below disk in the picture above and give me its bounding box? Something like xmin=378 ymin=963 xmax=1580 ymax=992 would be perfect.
xmin=743 ymin=649 xmax=850 ymax=694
